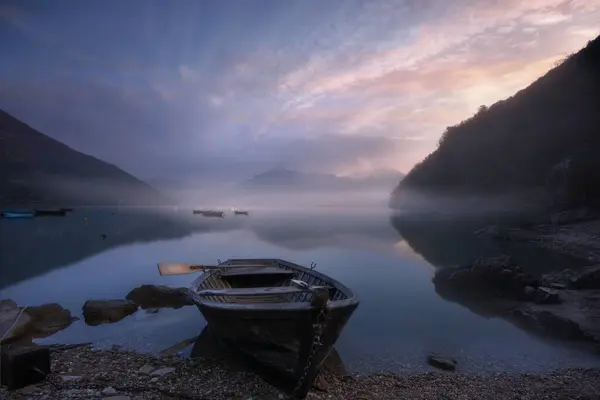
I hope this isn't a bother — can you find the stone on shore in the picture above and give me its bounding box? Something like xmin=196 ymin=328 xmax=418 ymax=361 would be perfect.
xmin=125 ymin=285 xmax=194 ymax=309
xmin=150 ymin=367 xmax=176 ymax=377
xmin=82 ymin=300 xmax=138 ymax=326
xmin=427 ymin=354 xmax=457 ymax=371
xmin=101 ymin=386 xmax=118 ymax=396
xmin=138 ymin=364 xmax=155 ymax=375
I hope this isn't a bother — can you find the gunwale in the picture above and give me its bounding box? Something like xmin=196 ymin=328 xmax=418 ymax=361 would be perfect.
xmin=189 ymin=258 xmax=359 ymax=312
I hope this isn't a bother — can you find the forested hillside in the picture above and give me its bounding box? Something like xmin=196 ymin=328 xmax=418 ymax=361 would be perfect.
xmin=391 ymin=35 xmax=600 ymax=212
xmin=0 ymin=110 xmax=168 ymax=206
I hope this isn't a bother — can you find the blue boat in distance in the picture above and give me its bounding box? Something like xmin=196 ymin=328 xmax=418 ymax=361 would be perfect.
xmin=0 ymin=209 xmax=36 ymax=218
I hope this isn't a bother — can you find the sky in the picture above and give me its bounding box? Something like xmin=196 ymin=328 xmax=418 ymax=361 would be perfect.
xmin=1 ymin=0 xmax=599 ymax=186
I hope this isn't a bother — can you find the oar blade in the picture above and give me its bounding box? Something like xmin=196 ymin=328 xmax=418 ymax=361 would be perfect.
xmin=158 ymin=262 xmax=201 ymax=276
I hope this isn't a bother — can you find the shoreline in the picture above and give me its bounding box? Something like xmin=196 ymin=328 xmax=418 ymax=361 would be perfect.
xmin=2 ymin=346 xmax=600 ymax=400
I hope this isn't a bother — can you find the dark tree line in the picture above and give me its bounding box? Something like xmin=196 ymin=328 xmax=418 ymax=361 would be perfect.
xmin=395 ymin=35 xmax=600 ymax=211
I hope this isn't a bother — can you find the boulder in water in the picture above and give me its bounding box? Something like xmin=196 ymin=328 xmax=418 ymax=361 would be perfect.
xmin=0 ymin=300 xmax=32 ymax=343
xmin=125 ymin=285 xmax=193 ymax=309
xmin=82 ymin=300 xmax=138 ymax=326
xmin=25 ymin=303 xmax=78 ymax=336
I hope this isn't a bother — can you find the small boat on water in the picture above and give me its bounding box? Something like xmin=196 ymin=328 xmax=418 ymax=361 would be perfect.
xmin=234 ymin=210 xmax=249 ymax=216
xmin=34 ymin=209 xmax=67 ymax=216
xmin=192 ymin=210 xmax=224 ymax=217
xmin=60 ymin=207 xmax=74 ymax=212
xmin=1 ymin=211 xmax=35 ymax=219
xmin=188 ymin=258 xmax=359 ymax=398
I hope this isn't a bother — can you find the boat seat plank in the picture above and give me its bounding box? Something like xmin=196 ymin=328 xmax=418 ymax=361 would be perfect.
xmin=219 ymin=264 xmax=277 ymax=268
xmin=196 ymin=286 xmax=308 ymax=296
xmin=219 ymin=267 xmax=297 ymax=277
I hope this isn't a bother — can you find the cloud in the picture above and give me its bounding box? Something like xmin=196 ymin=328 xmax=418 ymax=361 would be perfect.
xmin=1 ymin=0 xmax=599 ymax=185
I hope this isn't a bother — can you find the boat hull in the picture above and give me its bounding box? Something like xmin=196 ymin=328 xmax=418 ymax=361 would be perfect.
xmin=196 ymin=298 xmax=358 ymax=383
xmin=190 ymin=258 xmax=359 ymax=396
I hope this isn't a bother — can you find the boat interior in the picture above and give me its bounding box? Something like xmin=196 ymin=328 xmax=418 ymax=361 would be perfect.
xmin=193 ymin=260 xmax=350 ymax=304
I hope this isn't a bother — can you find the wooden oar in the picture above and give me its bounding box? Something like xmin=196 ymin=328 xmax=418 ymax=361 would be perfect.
xmin=157 ymin=262 xmax=276 ymax=276
xmin=157 ymin=263 xmax=212 ymax=276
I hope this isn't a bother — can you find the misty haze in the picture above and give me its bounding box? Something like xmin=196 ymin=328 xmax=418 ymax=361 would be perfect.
xmin=1 ymin=1 xmax=600 ymax=399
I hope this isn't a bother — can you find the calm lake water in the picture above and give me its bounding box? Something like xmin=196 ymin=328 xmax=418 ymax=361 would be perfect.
xmin=1 ymin=206 xmax=599 ymax=374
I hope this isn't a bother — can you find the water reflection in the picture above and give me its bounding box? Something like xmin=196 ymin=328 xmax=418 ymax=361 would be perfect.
xmin=390 ymin=213 xmax=586 ymax=273
xmin=0 ymin=208 xmax=209 ymax=288
xmin=391 ymin=213 xmax=596 ymax=352
xmin=1 ymin=207 xmax=599 ymax=374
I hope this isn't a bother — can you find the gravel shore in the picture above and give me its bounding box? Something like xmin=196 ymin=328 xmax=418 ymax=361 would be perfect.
xmin=2 ymin=346 xmax=600 ymax=400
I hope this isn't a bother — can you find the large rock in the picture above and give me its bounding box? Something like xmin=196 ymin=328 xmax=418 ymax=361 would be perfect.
xmin=1 ymin=300 xmax=78 ymax=343
xmin=0 ymin=299 xmax=32 ymax=343
xmin=82 ymin=300 xmax=138 ymax=326
xmin=25 ymin=303 xmax=78 ymax=337
xmin=542 ymin=265 xmax=600 ymax=289
xmin=433 ymin=256 xmax=539 ymax=299
xmin=532 ymin=287 xmax=562 ymax=304
xmin=125 ymin=285 xmax=193 ymax=309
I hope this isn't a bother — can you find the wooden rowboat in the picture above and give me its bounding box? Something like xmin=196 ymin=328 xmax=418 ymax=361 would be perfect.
xmin=189 ymin=258 xmax=359 ymax=398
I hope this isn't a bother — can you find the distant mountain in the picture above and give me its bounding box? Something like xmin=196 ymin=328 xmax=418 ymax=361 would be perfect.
xmin=0 ymin=109 xmax=169 ymax=206
xmin=390 ymin=35 xmax=600 ymax=212
xmin=243 ymin=167 xmax=404 ymax=191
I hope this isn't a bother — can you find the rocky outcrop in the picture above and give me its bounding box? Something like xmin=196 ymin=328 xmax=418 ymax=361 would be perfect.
xmin=512 ymin=308 xmax=593 ymax=342
xmin=434 ymin=260 xmax=600 ymax=346
xmin=433 ymin=255 xmax=539 ymax=299
xmin=0 ymin=300 xmax=77 ymax=343
xmin=82 ymin=300 xmax=138 ymax=326
xmin=474 ymin=225 xmax=511 ymax=240
xmin=125 ymin=285 xmax=194 ymax=309
xmin=530 ymin=287 xmax=562 ymax=304
xmin=542 ymin=265 xmax=600 ymax=289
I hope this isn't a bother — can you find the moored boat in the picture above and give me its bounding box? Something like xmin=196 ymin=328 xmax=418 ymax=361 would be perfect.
xmin=188 ymin=258 xmax=359 ymax=398
xmin=1 ymin=211 xmax=35 ymax=219
xmin=233 ymin=210 xmax=249 ymax=215
xmin=192 ymin=210 xmax=224 ymax=217
xmin=34 ymin=209 xmax=67 ymax=216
